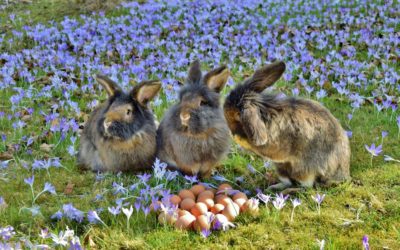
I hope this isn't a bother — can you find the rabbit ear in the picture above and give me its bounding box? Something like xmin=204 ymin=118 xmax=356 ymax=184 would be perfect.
xmin=94 ymin=74 xmax=122 ymax=96
xmin=187 ymin=60 xmax=202 ymax=84
xmin=241 ymin=105 xmax=268 ymax=146
xmin=132 ymin=80 xmax=162 ymax=106
xmin=247 ymin=61 xmax=286 ymax=92
xmin=203 ymin=65 xmax=230 ymax=92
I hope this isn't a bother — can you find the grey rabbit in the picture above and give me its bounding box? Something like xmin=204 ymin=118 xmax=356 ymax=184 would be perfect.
xmin=157 ymin=60 xmax=231 ymax=178
xmin=223 ymin=61 xmax=351 ymax=190
xmin=77 ymin=74 xmax=161 ymax=172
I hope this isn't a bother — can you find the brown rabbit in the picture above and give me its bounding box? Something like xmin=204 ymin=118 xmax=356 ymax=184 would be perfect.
xmin=223 ymin=61 xmax=350 ymax=190
xmin=77 ymin=74 xmax=161 ymax=173
xmin=157 ymin=60 xmax=231 ymax=178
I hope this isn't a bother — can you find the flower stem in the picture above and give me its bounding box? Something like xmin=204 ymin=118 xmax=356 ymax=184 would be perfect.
xmin=290 ymin=208 xmax=295 ymax=222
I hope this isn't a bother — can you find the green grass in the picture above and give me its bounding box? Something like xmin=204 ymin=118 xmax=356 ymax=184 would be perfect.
xmin=0 ymin=1 xmax=399 ymax=249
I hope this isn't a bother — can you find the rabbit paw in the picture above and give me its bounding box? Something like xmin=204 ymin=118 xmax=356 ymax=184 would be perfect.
xmin=266 ymin=182 xmax=291 ymax=191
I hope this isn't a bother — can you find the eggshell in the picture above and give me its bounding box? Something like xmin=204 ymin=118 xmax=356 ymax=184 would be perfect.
xmin=170 ymin=195 xmax=182 ymax=206
xmin=178 ymin=209 xmax=192 ymax=217
xmin=180 ymin=198 xmax=196 ymax=211
xmin=190 ymin=202 xmax=208 ymax=217
xmin=193 ymin=214 xmax=211 ymax=231
xmin=190 ymin=184 xmax=206 ymax=196
xmin=222 ymin=202 xmax=240 ymax=221
xmin=178 ymin=189 xmax=195 ymax=200
xmin=210 ymin=203 xmax=225 ymax=214
xmin=217 ymin=183 xmax=232 ymax=191
xmin=175 ymin=214 xmax=196 ymax=230
xmin=197 ymin=190 xmax=214 ymax=201
xmin=215 ymin=195 xmax=233 ymax=207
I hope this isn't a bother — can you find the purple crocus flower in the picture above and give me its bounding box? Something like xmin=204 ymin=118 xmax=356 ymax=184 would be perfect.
xmin=43 ymin=182 xmax=56 ymax=195
xmin=362 ymin=235 xmax=369 ymax=250
xmin=24 ymin=175 xmax=34 ymax=186
xmin=364 ymin=143 xmax=383 ymax=157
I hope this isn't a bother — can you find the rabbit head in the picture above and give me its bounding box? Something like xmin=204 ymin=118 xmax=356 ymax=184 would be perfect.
xmin=174 ymin=60 xmax=230 ymax=134
xmin=95 ymin=74 xmax=161 ymax=140
xmin=223 ymin=61 xmax=286 ymax=146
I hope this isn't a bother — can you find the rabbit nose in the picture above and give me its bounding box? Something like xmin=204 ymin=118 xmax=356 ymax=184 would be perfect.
xmin=180 ymin=113 xmax=190 ymax=126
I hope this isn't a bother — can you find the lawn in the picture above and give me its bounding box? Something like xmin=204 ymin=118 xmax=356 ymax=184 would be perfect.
xmin=0 ymin=0 xmax=399 ymax=249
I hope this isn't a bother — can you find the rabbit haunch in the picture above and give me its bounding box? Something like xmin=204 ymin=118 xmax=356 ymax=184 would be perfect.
xmin=157 ymin=60 xmax=231 ymax=178
xmin=224 ymin=61 xmax=350 ymax=189
xmin=77 ymin=74 xmax=161 ymax=172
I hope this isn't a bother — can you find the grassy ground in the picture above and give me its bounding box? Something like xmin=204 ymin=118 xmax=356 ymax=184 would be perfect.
xmin=0 ymin=0 xmax=399 ymax=249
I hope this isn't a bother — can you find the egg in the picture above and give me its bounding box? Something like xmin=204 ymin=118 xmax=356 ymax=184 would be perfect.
xmin=233 ymin=192 xmax=248 ymax=208
xmin=222 ymin=202 xmax=240 ymax=221
xmin=190 ymin=184 xmax=206 ymax=196
xmin=232 ymin=192 xmax=248 ymax=201
xmin=215 ymin=195 xmax=233 ymax=207
xmin=170 ymin=195 xmax=182 ymax=206
xmin=197 ymin=190 xmax=214 ymax=201
xmin=217 ymin=183 xmax=233 ymax=191
xmin=193 ymin=214 xmax=211 ymax=231
xmin=190 ymin=202 xmax=208 ymax=217
xmin=175 ymin=214 xmax=196 ymax=230
xmin=212 ymin=214 xmax=229 ymax=230
xmin=199 ymin=197 xmax=214 ymax=209
xmin=210 ymin=203 xmax=225 ymax=214
xmin=178 ymin=209 xmax=192 ymax=217
xmin=180 ymin=198 xmax=196 ymax=211
xmin=178 ymin=189 xmax=195 ymax=200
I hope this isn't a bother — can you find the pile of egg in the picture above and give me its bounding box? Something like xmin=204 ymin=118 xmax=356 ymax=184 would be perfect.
xmin=156 ymin=183 xmax=258 ymax=231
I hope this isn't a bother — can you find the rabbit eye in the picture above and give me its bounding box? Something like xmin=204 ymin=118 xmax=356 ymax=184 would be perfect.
xmin=200 ymin=100 xmax=208 ymax=106
xmin=126 ymin=109 xmax=132 ymax=115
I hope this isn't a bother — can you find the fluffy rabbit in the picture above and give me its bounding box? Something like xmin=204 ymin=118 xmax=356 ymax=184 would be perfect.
xmin=157 ymin=60 xmax=231 ymax=178
xmin=77 ymin=74 xmax=161 ymax=173
xmin=223 ymin=61 xmax=350 ymax=190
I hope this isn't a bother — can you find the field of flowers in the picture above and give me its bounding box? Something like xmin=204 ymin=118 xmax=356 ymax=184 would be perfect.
xmin=0 ymin=0 xmax=399 ymax=249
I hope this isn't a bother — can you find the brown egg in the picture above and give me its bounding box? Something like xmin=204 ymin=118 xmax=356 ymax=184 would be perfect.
xmin=178 ymin=209 xmax=192 ymax=217
xmin=199 ymin=197 xmax=214 ymax=209
xmin=175 ymin=214 xmax=196 ymax=230
xmin=190 ymin=184 xmax=206 ymax=196
xmin=232 ymin=192 xmax=248 ymax=201
xmin=193 ymin=214 xmax=211 ymax=231
xmin=234 ymin=199 xmax=246 ymax=208
xmin=218 ymin=183 xmax=232 ymax=191
xmin=180 ymin=198 xmax=196 ymax=211
xmin=222 ymin=202 xmax=240 ymax=221
xmin=207 ymin=188 xmax=217 ymax=195
xmin=210 ymin=203 xmax=225 ymax=214
xmin=197 ymin=190 xmax=214 ymax=201
xmin=190 ymin=202 xmax=208 ymax=217
xmin=178 ymin=189 xmax=195 ymax=200
xmin=215 ymin=195 xmax=233 ymax=207
xmin=170 ymin=195 xmax=182 ymax=206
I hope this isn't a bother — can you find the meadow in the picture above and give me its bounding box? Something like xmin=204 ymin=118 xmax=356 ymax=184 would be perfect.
xmin=0 ymin=0 xmax=399 ymax=249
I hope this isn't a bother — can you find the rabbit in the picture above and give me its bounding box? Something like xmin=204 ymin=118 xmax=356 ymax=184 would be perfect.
xmin=223 ymin=61 xmax=351 ymax=190
xmin=157 ymin=60 xmax=231 ymax=178
xmin=77 ymin=74 xmax=161 ymax=173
